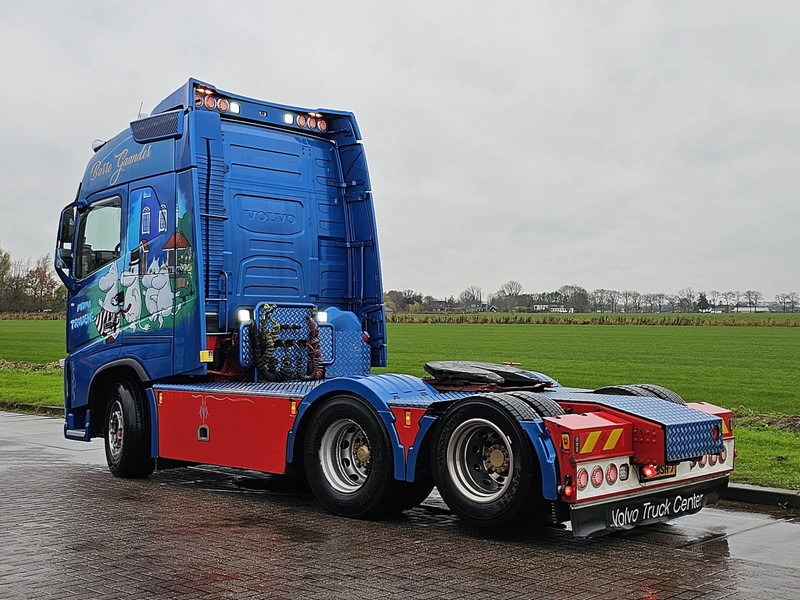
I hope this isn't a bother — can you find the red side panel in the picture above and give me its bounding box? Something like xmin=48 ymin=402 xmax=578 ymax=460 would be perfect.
xmin=686 ymin=402 xmax=734 ymax=438
xmin=557 ymin=401 xmax=667 ymax=465
xmin=156 ymin=388 xmax=296 ymax=474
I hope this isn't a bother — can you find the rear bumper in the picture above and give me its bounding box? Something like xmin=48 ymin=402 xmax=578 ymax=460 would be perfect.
xmin=570 ymin=475 xmax=728 ymax=537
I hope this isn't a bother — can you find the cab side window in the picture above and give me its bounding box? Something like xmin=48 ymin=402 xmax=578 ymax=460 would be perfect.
xmin=75 ymin=197 xmax=122 ymax=279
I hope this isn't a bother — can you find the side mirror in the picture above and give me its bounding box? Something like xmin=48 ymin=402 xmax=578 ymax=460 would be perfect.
xmin=55 ymin=206 xmax=76 ymax=288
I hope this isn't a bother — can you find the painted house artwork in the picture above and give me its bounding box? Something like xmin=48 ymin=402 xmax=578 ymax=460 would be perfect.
xmin=133 ymin=187 xmax=170 ymax=276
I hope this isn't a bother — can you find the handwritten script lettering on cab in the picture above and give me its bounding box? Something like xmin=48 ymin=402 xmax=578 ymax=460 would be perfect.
xmin=91 ymin=144 xmax=153 ymax=186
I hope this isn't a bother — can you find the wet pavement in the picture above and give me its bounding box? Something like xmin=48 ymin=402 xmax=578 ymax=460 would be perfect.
xmin=1 ymin=410 xmax=799 ymax=599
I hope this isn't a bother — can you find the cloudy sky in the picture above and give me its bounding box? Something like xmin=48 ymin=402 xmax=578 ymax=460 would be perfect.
xmin=1 ymin=1 xmax=798 ymax=300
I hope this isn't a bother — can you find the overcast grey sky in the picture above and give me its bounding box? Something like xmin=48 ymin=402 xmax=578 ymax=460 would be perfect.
xmin=1 ymin=1 xmax=798 ymax=300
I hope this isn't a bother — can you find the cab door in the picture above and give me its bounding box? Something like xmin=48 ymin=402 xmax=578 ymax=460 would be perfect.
xmin=67 ymin=188 xmax=126 ymax=354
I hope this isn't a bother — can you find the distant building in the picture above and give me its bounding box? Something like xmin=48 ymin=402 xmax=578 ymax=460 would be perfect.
xmin=731 ymin=304 xmax=771 ymax=313
xmin=430 ymin=300 xmax=448 ymax=313
xmin=466 ymin=300 xmax=488 ymax=312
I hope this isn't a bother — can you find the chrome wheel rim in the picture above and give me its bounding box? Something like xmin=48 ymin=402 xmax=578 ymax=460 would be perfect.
xmin=319 ymin=418 xmax=372 ymax=494
xmin=447 ymin=418 xmax=514 ymax=503
xmin=108 ymin=399 xmax=124 ymax=461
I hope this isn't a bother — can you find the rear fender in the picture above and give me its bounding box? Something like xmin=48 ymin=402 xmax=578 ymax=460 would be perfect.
xmin=286 ymin=374 xmax=437 ymax=480
xmin=520 ymin=420 xmax=559 ymax=501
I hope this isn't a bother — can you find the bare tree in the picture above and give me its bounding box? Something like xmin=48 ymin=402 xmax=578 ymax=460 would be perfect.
xmin=708 ymin=290 xmax=721 ymax=308
xmin=743 ymin=290 xmax=763 ymax=313
xmin=607 ymin=290 xmax=620 ymax=312
xmin=788 ymin=292 xmax=799 ymax=313
xmin=459 ymin=285 xmax=483 ymax=310
xmin=775 ymin=293 xmax=788 ymax=313
xmin=677 ymin=287 xmax=696 ymax=312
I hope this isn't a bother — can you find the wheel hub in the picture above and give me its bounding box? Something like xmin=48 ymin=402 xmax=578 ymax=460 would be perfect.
xmin=107 ymin=400 xmax=124 ymax=461
xmin=355 ymin=444 xmax=371 ymax=464
xmin=319 ymin=418 xmax=372 ymax=494
xmin=446 ymin=418 xmax=515 ymax=503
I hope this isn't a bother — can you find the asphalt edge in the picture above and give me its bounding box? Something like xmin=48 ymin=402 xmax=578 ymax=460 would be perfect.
xmin=0 ymin=401 xmax=63 ymax=417
xmin=1 ymin=403 xmax=797 ymax=509
xmin=726 ymin=483 xmax=800 ymax=509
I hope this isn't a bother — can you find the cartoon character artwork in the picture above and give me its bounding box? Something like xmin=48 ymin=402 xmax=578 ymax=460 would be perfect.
xmin=142 ymin=258 xmax=183 ymax=328
xmin=94 ymin=262 xmax=122 ymax=343
xmin=119 ymin=266 xmax=149 ymax=332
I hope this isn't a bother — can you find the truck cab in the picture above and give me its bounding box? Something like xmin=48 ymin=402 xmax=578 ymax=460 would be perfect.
xmin=56 ymin=79 xmax=386 ymax=441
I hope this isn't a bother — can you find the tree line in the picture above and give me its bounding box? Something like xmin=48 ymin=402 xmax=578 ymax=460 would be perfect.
xmin=385 ymin=282 xmax=800 ymax=314
xmin=0 ymin=245 xmax=65 ymax=313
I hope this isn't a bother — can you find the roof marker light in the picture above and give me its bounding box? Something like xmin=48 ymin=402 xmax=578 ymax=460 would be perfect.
xmin=229 ymin=101 xmax=241 ymax=114
xmin=284 ymin=113 xmax=294 ymax=124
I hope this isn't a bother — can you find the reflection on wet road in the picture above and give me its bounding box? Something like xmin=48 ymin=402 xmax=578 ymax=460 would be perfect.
xmin=1 ymin=411 xmax=798 ymax=599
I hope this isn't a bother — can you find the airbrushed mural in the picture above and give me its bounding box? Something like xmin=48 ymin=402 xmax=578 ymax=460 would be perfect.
xmin=71 ymin=185 xmax=197 ymax=345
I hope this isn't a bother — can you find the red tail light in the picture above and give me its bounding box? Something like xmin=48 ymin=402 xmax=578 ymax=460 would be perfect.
xmin=195 ymin=92 xmax=203 ymax=107
xmin=709 ymin=454 xmax=718 ymax=466
xmin=698 ymin=455 xmax=707 ymax=467
xmin=296 ymin=114 xmax=307 ymax=127
xmin=577 ymin=468 xmax=589 ymax=490
xmin=591 ymin=466 xmax=604 ymax=487
xmin=606 ymin=463 xmax=618 ymax=485
xmin=307 ymin=116 xmax=317 ymax=129
xmin=204 ymin=95 xmax=216 ymax=110
xmin=216 ymin=98 xmax=229 ymax=112
xmin=641 ymin=465 xmax=658 ymax=478
xmin=719 ymin=448 xmax=727 ymax=463
xmin=318 ymin=119 xmax=327 ymax=131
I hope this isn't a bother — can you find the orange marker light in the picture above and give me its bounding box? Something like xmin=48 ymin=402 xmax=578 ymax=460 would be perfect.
xmin=405 ymin=410 xmax=412 ymax=427
xmin=290 ymin=401 xmax=297 ymax=416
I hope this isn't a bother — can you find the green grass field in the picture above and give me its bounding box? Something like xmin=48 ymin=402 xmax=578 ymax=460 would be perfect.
xmin=1 ymin=319 xmax=798 ymax=488
xmin=0 ymin=320 xmax=65 ymax=363
xmin=376 ymin=323 xmax=800 ymax=414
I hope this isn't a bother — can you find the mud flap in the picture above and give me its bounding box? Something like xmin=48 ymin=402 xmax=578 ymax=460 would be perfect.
xmin=570 ymin=476 xmax=729 ymax=537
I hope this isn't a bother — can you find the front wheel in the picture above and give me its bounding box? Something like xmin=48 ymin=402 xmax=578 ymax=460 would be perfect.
xmin=104 ymin=381 xmax=155 ymax=478
xmin=304 ymin=396 xmax=395 ymax=518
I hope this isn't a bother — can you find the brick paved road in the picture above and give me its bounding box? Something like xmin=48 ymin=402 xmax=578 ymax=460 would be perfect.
xmin=1 ymin=411 xmax=799 ymax=600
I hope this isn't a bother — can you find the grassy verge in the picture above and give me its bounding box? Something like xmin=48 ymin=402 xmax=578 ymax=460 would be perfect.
xmin=730 ymin=427 xmax=800 ymax=489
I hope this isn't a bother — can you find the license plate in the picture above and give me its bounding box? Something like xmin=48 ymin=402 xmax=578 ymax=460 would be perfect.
xmin=642 ymin=464 xmax=677 ymax=481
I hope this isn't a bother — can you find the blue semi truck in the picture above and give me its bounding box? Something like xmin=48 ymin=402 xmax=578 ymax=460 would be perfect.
xmin=55 ymin=80 xmax=734 ymax=536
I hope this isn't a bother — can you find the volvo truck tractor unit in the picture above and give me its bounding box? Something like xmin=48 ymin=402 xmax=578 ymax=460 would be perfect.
xmin=55 ymin=79 xmax=734 ymax=536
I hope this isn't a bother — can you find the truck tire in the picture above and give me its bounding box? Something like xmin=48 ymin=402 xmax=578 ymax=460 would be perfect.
xmin=104 ymin=381 xmax=155 ymax=478
xmin=504 ymin=391 xmax=565 ymax=417
xmin=594 ymin=384 xmax=686 ymax=405
xmin=304 ymin=396 xmax=395 ymax=518
xmin=433 ymin=394 xmax=540 ymax=526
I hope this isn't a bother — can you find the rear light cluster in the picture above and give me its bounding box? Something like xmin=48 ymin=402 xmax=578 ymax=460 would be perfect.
xmin=294 ymin=113 xmax=327 ymax=132
xmin=695 ymin=449 xmax=726 ymax=468
xmin=195 ymin=89 xmax=240 ymax=114
xmin=575 ymin=460 xmax=630 ymax=493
